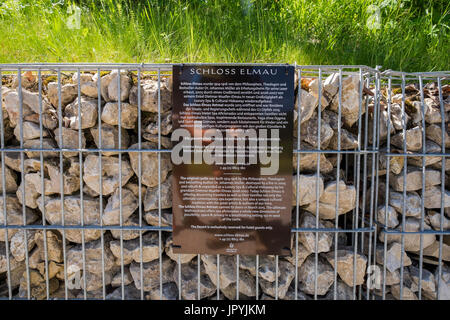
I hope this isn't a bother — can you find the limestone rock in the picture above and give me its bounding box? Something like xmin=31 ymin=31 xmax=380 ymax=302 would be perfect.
xmin=389 ymin=167 xmax=441 ymax=192
xmin=293 ymin=143 xmax=334 ymax=174
xmin=426 ymin=211 xmax=450 ymax=230
xmin=110 ymin=214 xmax=146 ymax=241
xmin=54 ymin=127 xmax=86 ymax=158
xmin=34 ymin=230 xmax=63 ymax=263
xmin=38 ymin=194 xmax=103 ymax=243
xmin=110 ymin=232 xmax=159 ymax=264
xmin=103 ymin=188 xmax=139 ymax=226
xmin=408 ymin=140 xmax=442 ymax=167
xmin=145 ymin=209 xmax=172 ymax=227
xmin=239 ymin=255 xmax=277 ymax=282
xmin=47 ymin=82 xmax=77 ymax=108
xmin=173 ymin=261 xmax=216 ymax=300
xmin=377 ymin=205 xmax=399 ymax=228
xmin=64 ymin=96 xmax=98 ymax=129
xmin=128 ymin=142 xmax=172 ymax=188
xmin=23 ymin=138 xmax=58 ymax=159
xmin=300 ymin=112 xmax=334 ymax=149
xmin=304 ymin=180 xmax=356 ymax=220
xmin=259 ymin=260 xmax=295 ymax=299
xmin=426 ymin=124 xmax=450 ymax=148
xmin=19 ymin=269 xmax=59 ymax=299
xmin=111 ymin=267 xmax=134 ymax=287
xmin=146 ymin=282 xmax=178 ymax=300
xmin=14 ymin=121 xmax=48 ymax=141
xmin=90 ymin=124 xmax=130 ymax=156
xmin=330 ymin=76 xmax=362 ymax=127
xmin=375 ymin=242 xmax=411 ymax=272
xmin=325 ymin=250 xmax=367 ymax=286
xmin=298 ymin=211 xmax=333 ymax=253
xmin=423 ymin=186 xmax=450 ymax=209
xmin=106 ymin=71 xmax=131 ymax=102
xmin=409 ymin=265 xmax=436 ymax=295
xmin=0 ymin=195 xmax=38 ymax=241
xmin=299 ymin=255 xmax=334 ymax=296
xmin=129 ymin=79 xmax=172 ymax=113
xmin=144 ymin=175 xmax=172 ymax=212
xmin=130 ymin=257 xmax=175 ymax=291
xmin=292 ymin=174 xmax=324 ymax=207
xmin=83 ymin=155 xmax=134 ymax=196
xmin=435 ymin=265 xmax=450 ymax=300
xmin=388 ymin=191 xmax=422 ymax=218
xmin=165 ymin=236 xmax=196 ymax=264
xmin=101 ymin=102 xmax=138 ymax=129
xmin=10 ymin=230 xmax=36 ymax=262
xmin=391 ymin=126 xmax=423 ymax=152
xmin=67 ymin=238 xmax=116 ymax=274
xmin=201 ymin=254 xmax=236 ymax=289
xmin=145 ymin=112 xmax=173 ymax=136
xmin=295 ymin=89 xmax=317 ymax=124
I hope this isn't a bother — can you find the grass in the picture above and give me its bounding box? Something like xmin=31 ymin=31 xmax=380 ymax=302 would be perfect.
xmin=0 ymin=0 xmax=448 ymax=71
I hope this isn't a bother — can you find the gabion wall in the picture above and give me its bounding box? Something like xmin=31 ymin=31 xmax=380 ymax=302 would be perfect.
xmin=0 ymin=64 xmax=448 ymax=300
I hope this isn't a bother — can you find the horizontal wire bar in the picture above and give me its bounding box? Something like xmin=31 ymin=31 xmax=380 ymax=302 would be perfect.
xmin=0 ymin=148 xmax=171 ymax=153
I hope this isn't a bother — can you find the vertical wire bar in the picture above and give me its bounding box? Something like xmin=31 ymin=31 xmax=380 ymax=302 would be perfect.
xmin=0 ymin=69 xmax=13 ymax=299
xmin=314 ymin=68 xmax=323 ymax=300
xmin=77 ymin=68 xmax=87 ymax=300
xmin=359 ymin=75 xmax=370 ymax=300
xmin=198 ymin=254 xmax=201 ymax=300
xmin=294 ymin=67 xmax=302 ymax=300
xmin=352 ymin=68 xmax=364 ymax=300
xmin=57 ymin=69 xmax=69 ymax=299
xmin=333 ymin=68 xmax=343 ymax=300
xmin=417 ymin=75 xmax=426 ymax=299
xmin=117 ymin=68 xmax=125 ymax=300
xmin=275 ymin=255 xmax=279 ymax=300
xmin=382 ymin=76 xmax=393 ymax=299
xmin=177 ymin=254 xmax=181 ymax=300
xmin=371 ymin=70 xmax=382 ymax=298
xmin=97 ymin=68 xmax=106 ymax=300
xmin=137 ymin=68 xmax=144 ymax=300
xmin=436 ymin=77 xmax=446 ymax=300
xmin=18 ymin=70 xmax=31 ymax=299
xmin=255 ymin=254 xmax=259 ymax=300
xmin=236 ymin=255 xmax=240 ymax=300
xmin=365 ymin=73 xmax=378 ymax=300
xmin=157 ymin=69 xmax=163 ymax=299
xmin=399 ymin=74 xmax=408 ymax=300
xmin=38 ymin=69 xmax=50 ymax=300
xmin=216 ymin=254 xmax=220 ymax=300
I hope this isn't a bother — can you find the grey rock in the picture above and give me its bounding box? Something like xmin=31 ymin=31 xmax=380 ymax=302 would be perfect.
xmin=391 ymin=126 xmax=423 ymax=152
xmin=295 ymin=89 xmax=317 ymax=124
xmin=64 ymin=96 xmax=98 ymax=129
xmin=423 ymin=186 xmax=450 ymax=208
xmin=435 ymin=265 xmax=450 ymax=300
xmin=409 ymin=265 xmax=436 ymax=295
xmin=427 ymin=211 xmax=450 ymax=230
xmin=106 ymin=71 xmax=131 ymax=102
xmin=304 ymin=180 xmax=356 ymax=220
xmin=298 ymin=211 xmax=333 ymax=253
xmin=128 ymin=142 xmax=171 ymax=188
xmin=67 ymin=238 xmax=116 ymax=274
xmin=83 ymin=155 xmax=134 ymax=196
xmin=54 ymin=127 xmax=86 ymax=158
xmin=145 ymin=209 xmax=172 ymax=227
xmin=165 ymin=236 xmax=196 ymax=264
xmin=109 ymin=232 xmax=159 ymax=264
xmin=101 ymin=102 xmax=138 ymax=129
xmin=129 ymin=79 xmax=172 ymax=113
xmin=300 ymin=112 xmax=334 ymax=149
xmin=90 ymin=124 xmax=130 ymax=156
xmin=34 ymin=230 xmax=63 ymax=263
xmin=38 ymin=194 xmax=103 ymax=243
xmin=259 ymin=260 xmax=295 ymax=299
xmin=129 ymin=257 xmax=175 ymax=291
xmin=377 ymin=205 xmax=399 ymax=228
xmin=299 ymin=255 xmax=334 ymax=296
xmin=111 ymin=267 xmax=134 ymax=287
xmin=408 ymin=140 xmax=442 ymax=167
xmin=10 ymin=229 xmax=36 ymax=262
xmin=146 ymin=282 xmax=178 ymax=300
xmin=292 ymin=174 xmax=324 ymax=207
xmin=389 ymin=191 xmax=422 ymax=218
xmin=173 ymin=260 xmax=216 ymax=300
xmin=110 ymin=214 xmax=147 ymax=241
xmin=389 ymin=167 xmax=441 ymax=192
xmin=103 ymin=187 xmax=139 ymax=226
xmin=201 ymin=254 xmax=236 ymax=289
xmin=426 ymin=124 xmax=450 ymax=148
xmin=375 ymin=242 xmax=411 ymax=272
xmin=293 ymin=143 xmax=334 ymax=174
xmin=145 ymin=112 xmax=173 ymax=136
xmin=325 ymin=250 xmax=367 ymax=286
xmin=143 ymin=175 xmax=172 ymax=211
xmin=14 ymin=121 xmax=48 ymax=141
xmin=0 ymin=195 xmax=38 ymax=242
xmin=329 ymin=76 xmax=362 ymax=127
xmin=47 ymin=82 xmax=78 ymax=108
xmin=0 ymin=163 xmax=17 ymax=193
xmin=23 ymin=138 xmax=58 ymax=159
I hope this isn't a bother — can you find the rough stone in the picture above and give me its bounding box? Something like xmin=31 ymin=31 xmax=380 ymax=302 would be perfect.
xmin=299 ymin=255 xmax=334 ymax=296
xmin=259 ymin=260 xmax=295 ymax=299
xmin=146 ymin=282 xmax=178 ymax=300
xmin=293 ymin=143 xmax=334 ymax=174
xmin=38 ymin=194 xmax=103 ymax=243
xmin=110 ymin=214 xmax=146 ymax=241
xmin=298 ymin=211 xmax=333 ymax=253
xmin=129 ymin=257 xmax=175 ymax=291
xmin=408 ymin=140 xmax=442 ymax=167
xmin=304 ymin=180 xmax=356 ymax=220
xmin=64 ymin=97 xmax=98 ymax=129
xmin=106 ymin=71 xmax=131 ymax=102
xmin=47 ymin=82 xmax=78 ymax=108
xmin=173 ymin=261 xmax=216 ymax=300
xmin=110 ymin=232 xmax=159 ymax=264
xmin=409 ymin=265 xmax=436 ymax=294
xmin=129 ymin=79 xmax=172 ymax=113
xmin=145 ymin=209 xmax=172 ymax=227
xmin=54 ymin=127 xmax=86 ymax=158
xmin=83 ymin=155 xmax=134 ymax=196
xmin=325 ymin=250 xmax=367 ymax=286
xmin=67 ymin=238 xmax=116 ymax=274
xmin=377 ymin=205 xmax=399 ymax=228
xmin=0 ymin=195 xmax=38 ymax=241
xmin=10 ymin=230 xmax=36 ymax=262
xmin=330 ymin=76 xmax=362 ymax=127
xmin=423 ymin=186 xmax=450 ymax=209
xmin=14 ymin=121 xmax=49 ymax=141
xmin=34 ymin=230 xmax=63 ymax=263
xmin=426 ymin=124 xmax=450 ymax=148
xmin=143 ymin=175 xmax=172 ymax=211
xmin=388 ymin=191 xmax=422 ymax=218
xmin=145 ymin=112 xmax=173 ymax=136
xmin=300 ymin=112 xmax=334 ymax=149
xmin=295 ymin=89 xmax=317 ymax=124
xmin=90 ymin=124 xmax=130 ymax=156
xmin=165 ymin=236 xmax=196 ymax=264
xmin=101 ymin=102 xmax=138 ymax=130
xmin=111 ymin=267 xmax=134 ymax=287
xmin=375 ymin=242 xmax=411 ymax=272
xmin=427 ymin=211 xmax=450 ymax=230
xmin=389 ymin=167 xmax=441 ymax=192
xmin=391 ymin=126 xmax=423 ymax=152
xmin=201 ymin=254 xmax=236 ymax=289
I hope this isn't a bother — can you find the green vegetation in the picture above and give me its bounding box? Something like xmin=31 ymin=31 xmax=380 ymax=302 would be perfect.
xmin=0 ymin=0 xmax=448 ymax=71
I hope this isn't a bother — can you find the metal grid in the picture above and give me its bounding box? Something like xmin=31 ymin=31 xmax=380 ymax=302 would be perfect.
xmin=0 ymin=63 xmax=448 ymax=300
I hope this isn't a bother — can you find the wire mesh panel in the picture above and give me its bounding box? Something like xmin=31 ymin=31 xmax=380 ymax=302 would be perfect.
xmin=0 ymin=63 xmax=448 ymax=300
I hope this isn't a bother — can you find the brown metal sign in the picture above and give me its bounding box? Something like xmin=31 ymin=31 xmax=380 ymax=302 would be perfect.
xmin=171 ymin=64 xmax=294 ymax=255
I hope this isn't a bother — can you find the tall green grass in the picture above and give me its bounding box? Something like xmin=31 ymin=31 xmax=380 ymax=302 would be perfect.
xmin=0 ymin=0 xmax=448 ymax=71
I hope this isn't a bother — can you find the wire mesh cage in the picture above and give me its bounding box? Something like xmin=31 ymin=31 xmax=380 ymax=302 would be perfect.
xmin=0 ymin=63 xmax=448 ymax=300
